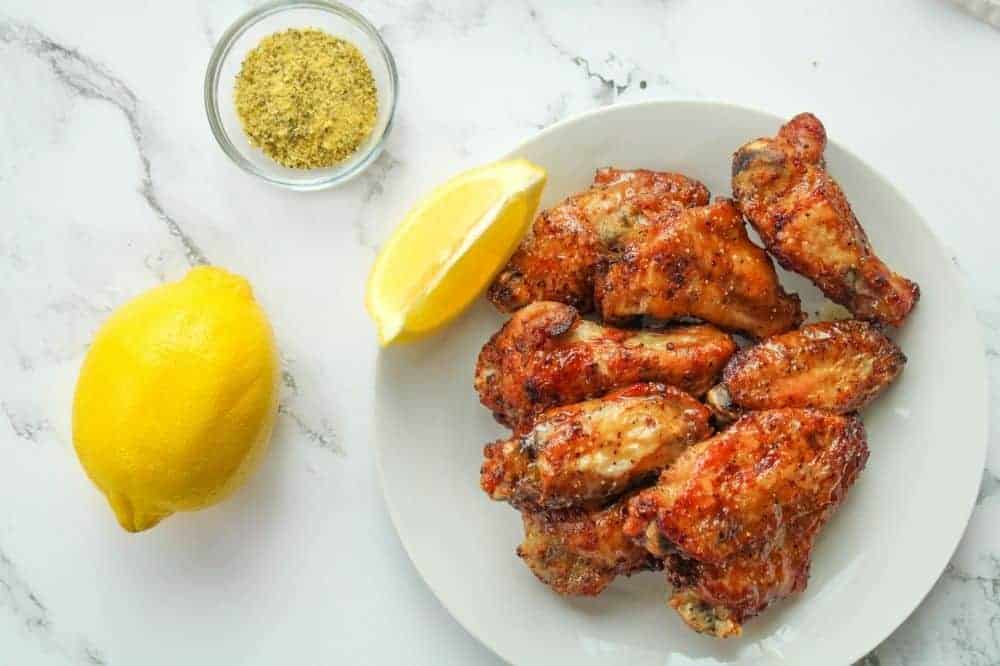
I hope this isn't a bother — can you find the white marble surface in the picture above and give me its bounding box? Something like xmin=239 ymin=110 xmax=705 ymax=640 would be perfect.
xmin=0 ymin=1 xmax=997 ymax=664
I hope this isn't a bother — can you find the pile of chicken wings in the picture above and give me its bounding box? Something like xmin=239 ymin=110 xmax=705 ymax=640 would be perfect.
xmin=474 ymin=113 xmax=919 ymax=638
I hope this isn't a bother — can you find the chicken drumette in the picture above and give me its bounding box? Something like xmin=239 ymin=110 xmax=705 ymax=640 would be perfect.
xmin=732 ymin=113 xmax=919 ymax=327
xmin=595 ymin=199 xmax=804 ymax=338
xmin=706 ymin=319 xmax=906 ymax=422
xmin=481 ymin=383 xmax=712 ymax=511
xmin=517 ymin=494 xmax=660 ymax=597
xmin=476 ymin=301 xmax=736 ymax=431
xmin=488 ymin=168 xmax=709 ymax=313
xmin=625 ymin=409 xmax=869 ymax=637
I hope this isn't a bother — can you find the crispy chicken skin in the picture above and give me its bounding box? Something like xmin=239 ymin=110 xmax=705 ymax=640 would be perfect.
xmin=624 ymin=409 xmax=868 ymax=637
xmin=480 ymin=383 xmax=712 ymax=510
xmin=732 ymin=113 xmax=919 ymax=327
xmin=517 ymin=495 xmax=661 ymax=596
xmin=475 ymin=301 xmax=737 ymax=431
xmin=487 ymin=168 xmax=710 ymax=313
xmin=707 ymin=319 xmax=906 ymax=421
xmin=595 ymin=199 xmax=804 ymax=338
xmin=663 ymin=514 xmax=814 ymax=638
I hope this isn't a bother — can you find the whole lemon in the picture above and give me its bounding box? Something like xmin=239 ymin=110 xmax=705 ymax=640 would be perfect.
xmin=72 ymin=266 xmax=279 ymax=532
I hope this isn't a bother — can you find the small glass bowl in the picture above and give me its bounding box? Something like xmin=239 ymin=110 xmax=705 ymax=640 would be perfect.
xmin=205 ymin=0 xmax=398 ymax=191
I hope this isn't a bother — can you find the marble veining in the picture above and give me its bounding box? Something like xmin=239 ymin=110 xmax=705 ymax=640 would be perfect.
xmin=0 ymin=401 xmax=49 ymax=443
xmin=0 ymin=21 xmax=209 ymax=268
xmin=0 ymin=544 xmax=106 ymax=665
xmin=0 ymin=1 xmax=998 ymax=664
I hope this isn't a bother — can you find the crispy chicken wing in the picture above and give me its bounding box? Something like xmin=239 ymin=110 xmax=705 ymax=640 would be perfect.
xmin=595 ymin=199 xmax=804 ymax=338
xmin=707 ymin=319 xmax=906 ymax=421
xmin=488 ymin=168 xmax=710 ymax=313
xmin=476 ymin=301 xmax=736 ymax=431
xmin=663 ymin=514 xmax=814 ymax=638
xmin=517 ymin=495 xmax=660 ymax=596
xmin=624 ymin=409 xmax=868 ymax=637
xmin=481 ymin=383 xmax=712 ymax=510
xmin=732 ymin=113 xmax=919 ymax=327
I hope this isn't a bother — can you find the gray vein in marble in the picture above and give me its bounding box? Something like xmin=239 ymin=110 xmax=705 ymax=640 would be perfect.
xmin=357 ymin=150 xmax=402 ymax=251
xmin=941 ymin=562 xmax=1000 ymax=664
xmin=945 ymin=559 xmax=1000 ymax=589
xmin=0 ymin=19 xmax=208 ymax=268
xmin=277 ymin=404 xmax=343 ymax=455
xmin=46 ymin=294 xmax=112 ymax=319
xmin=571 ymin=53 xmax=637 ymax=97
xmin=978 ymin=469 xmax=1000 ymax=505
xmin=854 ymin=651 xmax=881 ymax=666
xmin=0 ymin=542 xmax=106 ymax=665
xmin=527 ymin=7 xmax=636 ymax=103
xmin=281 ymin=369 xmax=300 ymax=397
xmin=1 ymin=402 xmax=49 ymax=443
xmin=362 ymin=150 xmax=402 ymax=206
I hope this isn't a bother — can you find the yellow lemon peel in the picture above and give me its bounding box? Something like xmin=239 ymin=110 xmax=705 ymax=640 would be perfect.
xmin=366 ymin=159 xmax=547 ymax=345
xmin=72 ymin=266 xmax=279 ymax=532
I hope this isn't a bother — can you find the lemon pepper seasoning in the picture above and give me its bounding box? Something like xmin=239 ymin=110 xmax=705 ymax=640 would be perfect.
xmin=234 ymin=28 xmax=378 ymax=169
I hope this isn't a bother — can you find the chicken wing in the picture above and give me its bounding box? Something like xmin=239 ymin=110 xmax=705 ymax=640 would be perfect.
xmin=517 ymin=495 xmax=660 ymax=596
xmin=706 ymin=319 xmax=906 ymax=421
xmin=595 ymin=199 xmax=804 ymax=338
xmin=624 ymin=409 xmax=868 ymax=637
xmin=488 ymin=168 xmax=710 ymax=313
xmin=476 ymin=301 xmax=736 ymax=431
xmin=732 ymin=113 xmax=919 ymax=327
xmin=663 ymin=514 xmax=814 ymax=638
xmin=481 ymin=383 xmax=712 ymax=510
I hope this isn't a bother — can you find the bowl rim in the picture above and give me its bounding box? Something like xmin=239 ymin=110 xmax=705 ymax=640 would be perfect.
xmin=203 ymin=0 xmax=399 ymax=191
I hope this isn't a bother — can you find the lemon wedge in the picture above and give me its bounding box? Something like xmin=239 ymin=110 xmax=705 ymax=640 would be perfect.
xmin=366 ymin=159 xmax=546 ymax=345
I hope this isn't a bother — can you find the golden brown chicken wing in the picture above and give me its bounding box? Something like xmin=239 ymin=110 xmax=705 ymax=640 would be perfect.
xmin=488 ymin=168 xmax=710 ymax=313
xmin=732 ymin=113 xmax=919 ymax=327
xmin=595 ymin=199 xmax=804 ymax=338
xmin=481 ymin=383 xmax=712 ymax=510
xmin=517 ymin=495 xmax=660 ymax=596
xmin=706 ymin=319 xmax=906 ymax=421
xmin=624 ymin=409 xmax=868 ymax=637
xmin=476 ymin=301 xmax=736 ymax=431
xmin=663 ymin=514 xmax=814 ymax=638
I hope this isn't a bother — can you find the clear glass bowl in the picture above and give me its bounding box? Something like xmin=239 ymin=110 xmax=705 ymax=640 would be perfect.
xmin=204 ymin=0 xmax=398 ymax=190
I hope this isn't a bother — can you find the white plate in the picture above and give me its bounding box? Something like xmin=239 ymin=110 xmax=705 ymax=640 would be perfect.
xmin=374 ymin=101 xmax=988 ymax=666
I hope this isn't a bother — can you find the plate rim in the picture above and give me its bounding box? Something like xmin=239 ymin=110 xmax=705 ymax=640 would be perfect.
xmin=373 ymin=98 xmax=989 ymax=665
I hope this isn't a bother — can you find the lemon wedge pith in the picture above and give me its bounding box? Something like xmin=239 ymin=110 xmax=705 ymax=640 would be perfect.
xmin=72 ymin=266 xmax=279 ymax=532
xmin=366 ymin=159 xmax=547 ymax=345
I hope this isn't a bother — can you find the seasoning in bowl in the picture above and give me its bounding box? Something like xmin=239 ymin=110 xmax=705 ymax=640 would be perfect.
xmin=234 ymin=28 xmax=378 ymax=169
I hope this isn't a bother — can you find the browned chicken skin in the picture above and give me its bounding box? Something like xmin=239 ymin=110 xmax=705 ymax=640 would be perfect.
xmin=624 ymin=409 xmax=868 ymax=636
xmin=475 ymin=301 xmax=737 ymax=431
xmin=732 ymin=113 xmax=919 ymax=327
xmin=488 ymin=168 xmax=710 ymax=313
xmin=595 ymin=199 xmax=804 ymax=338
xmin=707 ymin=319 xmax=906 ymax=422
xmin=481 ymin=383 xmax=712 ymax=511
xmin=663 ymin=514 xmax=815 ymax=638
xmin=517 ymin=495 xmax=661 ymax=596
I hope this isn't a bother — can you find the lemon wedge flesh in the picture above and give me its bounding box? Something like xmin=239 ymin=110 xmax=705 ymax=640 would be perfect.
xmin=72 ymin=266 xmax=279 ymax=532
xmin=366 ymin=159 xmax=547 ymax=345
